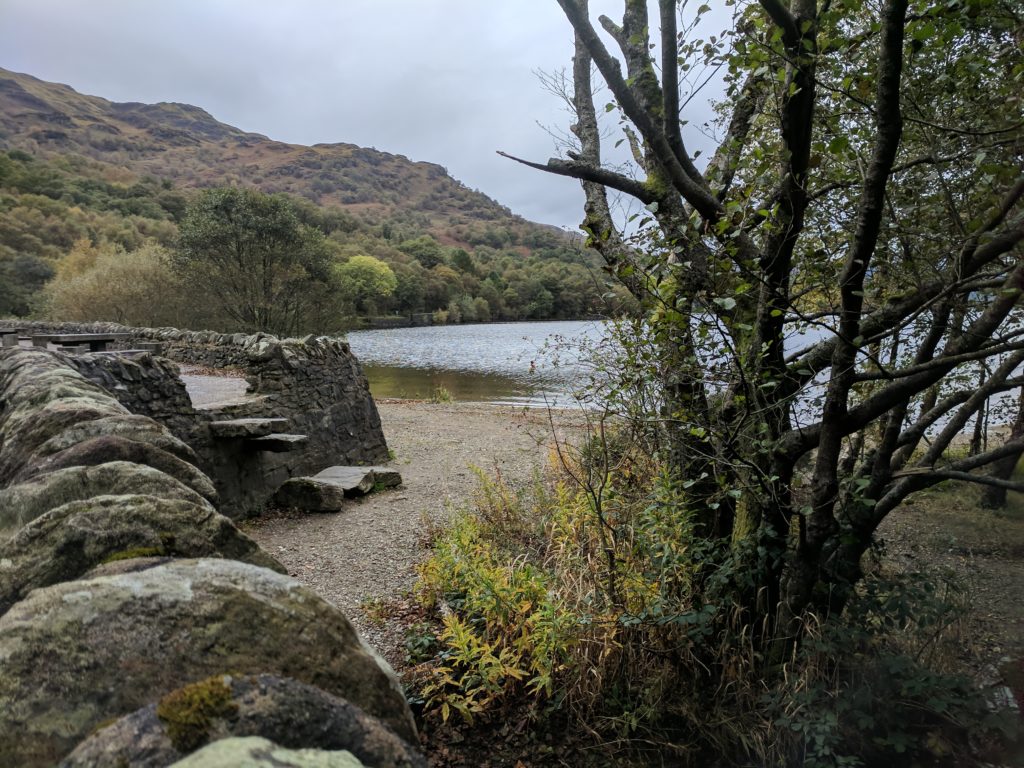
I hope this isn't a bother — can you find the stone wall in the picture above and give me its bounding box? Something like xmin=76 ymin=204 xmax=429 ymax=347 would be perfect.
xmin=0 ymin=321 xmax=390 ymax=516
xmin=0 ymin=347 xmax=422 ymax=767
xmin=67 ymin=350 xmax=198 ymax=440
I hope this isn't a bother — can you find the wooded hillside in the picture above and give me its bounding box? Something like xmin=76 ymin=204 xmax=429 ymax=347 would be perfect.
xmin=0 ymin=68 xmax=631 ymax=327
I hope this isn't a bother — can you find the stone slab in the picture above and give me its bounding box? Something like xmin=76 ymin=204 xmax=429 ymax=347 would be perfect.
xmin=250 ymin=433 xmax=308 ymax=452
xmin=312 ymin=466 xmax=376 ymax=492
xmin=271 ymin=466 xmax=403 ymax=512
xmin=209 ymin=418 xmax=289 ymax=439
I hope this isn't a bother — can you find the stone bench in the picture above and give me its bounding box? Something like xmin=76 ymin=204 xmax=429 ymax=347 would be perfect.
xmin=272 ymin=466 xmax=402 ymax=512
xmin=248 ymin=433 xmax=308 ymax=452
xmin=208 ymin=418 xmax=290 ymax=439
xmin=31 ymin=333 xmax=131 ymax=352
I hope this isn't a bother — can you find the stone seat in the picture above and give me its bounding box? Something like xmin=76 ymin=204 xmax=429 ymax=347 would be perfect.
xmin=209 ymin=418 xmax=289 ymax=439
xmin=272 ymin=466 xmax=402 ymax=512
xmin=249 ymin=433 xmax=308 ymax=452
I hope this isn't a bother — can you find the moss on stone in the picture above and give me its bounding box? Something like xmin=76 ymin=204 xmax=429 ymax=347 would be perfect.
xmin=156 ymin=675 xmax=238 ymax=752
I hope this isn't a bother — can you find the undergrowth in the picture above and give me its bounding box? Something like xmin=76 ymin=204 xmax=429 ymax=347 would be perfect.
xmin=410 ymin=445 xmax=1019 ymax=766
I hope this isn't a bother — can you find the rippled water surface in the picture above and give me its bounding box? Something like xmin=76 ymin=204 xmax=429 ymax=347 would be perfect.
xmin=346 ymin=321 xmax=606 ymax=405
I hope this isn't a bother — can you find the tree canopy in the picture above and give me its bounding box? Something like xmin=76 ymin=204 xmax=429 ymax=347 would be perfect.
xmin=174 ymin=187 xmax=333 ymax=336
xmin=335 ymin=254 xmax=398 ymax=314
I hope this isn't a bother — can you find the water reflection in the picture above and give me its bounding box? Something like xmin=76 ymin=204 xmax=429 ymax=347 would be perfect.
xmin=347 ymin=321 xmax=603 ymax=405
xmin=360 ymin=365 xmax=571 ymax=407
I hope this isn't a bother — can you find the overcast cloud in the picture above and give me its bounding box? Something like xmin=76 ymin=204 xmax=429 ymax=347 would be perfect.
xmin=0 ymin=1 xmax=730 ymax=230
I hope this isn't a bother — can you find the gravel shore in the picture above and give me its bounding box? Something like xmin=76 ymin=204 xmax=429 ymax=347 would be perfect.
xmin=245 ymin=400 xmax=583 ymax=664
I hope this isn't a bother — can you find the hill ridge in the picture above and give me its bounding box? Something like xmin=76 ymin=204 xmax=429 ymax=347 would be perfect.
xmin=0 ymin=66 xmax=559 ymax=245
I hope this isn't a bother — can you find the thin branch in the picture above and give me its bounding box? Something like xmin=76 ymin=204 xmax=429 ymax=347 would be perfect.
xmin=891 ymin=468 xmax=1024 ymax=492
xmin=496 ymin=151 xmax=656 ymax=203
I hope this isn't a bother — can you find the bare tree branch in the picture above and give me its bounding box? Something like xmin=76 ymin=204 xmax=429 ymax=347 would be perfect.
xmin=891 ymin=468 xmax=1024 ymax=492
xmin=496 ymin=151 xmax=656 ymax=203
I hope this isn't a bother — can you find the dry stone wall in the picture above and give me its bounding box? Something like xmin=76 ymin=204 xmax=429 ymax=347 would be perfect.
xmin=0 ymin=321 xmax=390 ymax=516
xmin=0 ymin=347 xmax=421 ymax=767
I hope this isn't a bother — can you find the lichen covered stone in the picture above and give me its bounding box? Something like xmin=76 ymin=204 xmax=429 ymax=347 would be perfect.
xmin=168 ymin=737 xmax=366 ymax=768
xmin=0 ymin=494 xmax=284 ymax=615
xmin=0 ymin=558 xmax=416 ymax=766
xmin=63 ymin=674 xmax=425 ymax=768
xmin=0 ymin=461 xmax=212 ymax=536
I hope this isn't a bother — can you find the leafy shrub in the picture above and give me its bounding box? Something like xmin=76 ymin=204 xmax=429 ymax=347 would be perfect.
xmin=411 ymin=453 xmax=1020 ymax=765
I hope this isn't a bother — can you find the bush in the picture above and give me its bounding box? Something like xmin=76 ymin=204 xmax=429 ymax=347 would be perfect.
xmin=411 ymin=452 xmax=1020 ymax=765
xmin=41 ymin=241 xmax=189 ymax=327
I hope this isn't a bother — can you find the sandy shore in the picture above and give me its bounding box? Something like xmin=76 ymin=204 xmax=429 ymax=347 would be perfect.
xmin=245 ymin=400 xmax=583 ymax=663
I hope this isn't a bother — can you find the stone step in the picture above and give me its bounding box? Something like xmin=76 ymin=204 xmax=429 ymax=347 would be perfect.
xmin=248 ymin=433 xmax=308 ymax=452
xmin=209 ymin=418 xmax=289 ymax=439
xmin=273 ymin=465 xmax=403 ymax=512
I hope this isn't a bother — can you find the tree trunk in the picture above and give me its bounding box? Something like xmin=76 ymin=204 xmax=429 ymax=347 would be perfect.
xmin=981 ymin=386 xmax=1024 ymax=508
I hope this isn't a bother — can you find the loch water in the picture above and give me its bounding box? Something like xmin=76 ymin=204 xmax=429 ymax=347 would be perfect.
xmin=346 ymin=320 xmax=606 ymax=406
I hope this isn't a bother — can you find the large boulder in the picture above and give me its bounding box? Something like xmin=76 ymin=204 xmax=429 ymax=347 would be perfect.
xmin=22 ymin=434 xmax=217 ymax=502
xmin=33 ymin=414 xmax=199 ymax=465
xmin=168 ymin=737 xmax=365 ymax=767
xmin=63 ymin=674 xmax=425 ymax=768
xmin=0 ymin=349 xmax=125 ymax=483
xmin=0 ymin=461 xmax=212 ymax=535
xmin=0 ymin=495 xmax=284 ymax=615
xmin=0 ymin=559 xmax=416 ymax=766
xmin=0 ymin=399 xmax=124 ymax=483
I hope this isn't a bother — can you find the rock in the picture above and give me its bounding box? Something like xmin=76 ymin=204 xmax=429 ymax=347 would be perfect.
xmin=272 ymin=477 xmax=350 ymax=512
xmin=33 ymin=414 xmax=199 ymax=465
xmin=0 ymin=559 xmax=416 ymax=766
xmin=82 ymin=555 xmax=179 ymax=579
xmin=209 ymin=418 xmax=289 ymax=439
xmin=167 ymin=737 xmax=365 ymax=767
xmin=23 ymin=434 xmax=217 ymax=503
xmin=314 ymin=466 xmax=378 ymax=494
xmin=0 ymin=349 xmax=125 ymax=483
xmin=367 ymin=467 xmax=403 ymax=489
xmin=0 ymin=461 xmax=212 ymax=536
xmin=0 ymin=400 xmax=124 ymax=483
xmin=0 ymin=495 xmax=284 ymax=615
xmin=271 ymin=465 xmax=403 ymax=512
xmin=249 ymin=433 xmax=308 ymax=452
xmin=63 ymin=674 xmax=425 ymax=768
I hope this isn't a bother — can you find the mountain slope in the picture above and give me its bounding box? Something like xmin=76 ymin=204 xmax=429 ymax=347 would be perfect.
xmin=0 ymin=67 xmax=561 ymax=249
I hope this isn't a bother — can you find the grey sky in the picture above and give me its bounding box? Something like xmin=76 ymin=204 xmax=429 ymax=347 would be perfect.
xmin=0 ymin=1 xmax=730 ymax=230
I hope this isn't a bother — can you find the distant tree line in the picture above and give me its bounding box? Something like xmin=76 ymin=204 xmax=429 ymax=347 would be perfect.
xmin=0 ymin=150 xmax=635 ymax=333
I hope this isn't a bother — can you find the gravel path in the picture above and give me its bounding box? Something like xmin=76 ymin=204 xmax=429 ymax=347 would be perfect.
xmin=244 ymin=401 xmax=581 ymax=663
xmin=178 ymin=365 xmax=257 ymax=410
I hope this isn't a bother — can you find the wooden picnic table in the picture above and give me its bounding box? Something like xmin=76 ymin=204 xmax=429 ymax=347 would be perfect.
xmin=30 ymin=333 xmax=131 ymax=352
xmin=0 ymin=329 xmax=23 ymax=348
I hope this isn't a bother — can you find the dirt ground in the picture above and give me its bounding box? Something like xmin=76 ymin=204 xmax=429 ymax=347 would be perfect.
xmin=245 ymin=400 xmax=586 ymax=665
xmin=876 ymin=483 xmax=1024 ymax=675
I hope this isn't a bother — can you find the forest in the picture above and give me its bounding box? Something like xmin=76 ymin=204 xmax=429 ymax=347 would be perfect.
xmin=0 ymin=147 xmax=633 ymax=333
